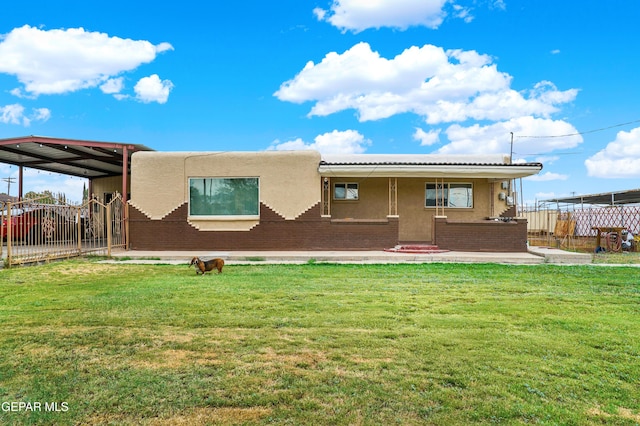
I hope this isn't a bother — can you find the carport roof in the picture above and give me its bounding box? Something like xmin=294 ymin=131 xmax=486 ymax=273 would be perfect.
xmin=0 ymin=135 xmax=153 ymax=178
xmin=542 ymin=189 xmax=640 ymax=206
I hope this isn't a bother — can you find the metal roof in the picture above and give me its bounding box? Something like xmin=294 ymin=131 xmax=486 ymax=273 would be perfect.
xmin=542 ymin=189 xmax=640 ymax=206
xmin=319 ymin=153 xmax=543 ymax=179
xmin=0 ymin=135 xmax=153 ymax=179
xmin=321 ymin=153 xmax=514 ymax=164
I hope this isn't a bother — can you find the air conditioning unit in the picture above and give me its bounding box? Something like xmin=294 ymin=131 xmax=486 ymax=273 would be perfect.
xmin=501 ymin=181 xmax=509 ymax=190
xmin=498 ymin=192 xmax=506 ymax=200
xmin=506 ymin=196 xmax=515 ymax=206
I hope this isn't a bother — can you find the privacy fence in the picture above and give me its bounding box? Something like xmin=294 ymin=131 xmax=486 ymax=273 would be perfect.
xmin=1 ymin=193 xmax=126 ymax=268
xmin=520 ymin=203 xmax=640 ymax=252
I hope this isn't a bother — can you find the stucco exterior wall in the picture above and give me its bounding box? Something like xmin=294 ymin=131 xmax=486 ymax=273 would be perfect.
xmin=92 ymin=176 xmax=127 ymax=201
xmin=329 ymin=178 xmax=389 ymax=220
xmin=130 ymin=151 xmax=322 ymax=230
xmin=327 ymin=177 xmax=511 ymax=243
xmin=396 ymin=178 xmax=495 ymax=242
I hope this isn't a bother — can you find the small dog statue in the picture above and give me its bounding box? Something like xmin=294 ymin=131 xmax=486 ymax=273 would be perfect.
xmin=189 ymin=257 xmax=224 ymax=275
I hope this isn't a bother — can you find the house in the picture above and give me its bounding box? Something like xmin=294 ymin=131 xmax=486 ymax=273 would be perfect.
xmin=128 ymin=150 xmax=542 ymax=252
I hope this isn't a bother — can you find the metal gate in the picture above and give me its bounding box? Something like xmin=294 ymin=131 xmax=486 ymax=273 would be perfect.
xmin=1 ymin=193 xmax=127 ymax=268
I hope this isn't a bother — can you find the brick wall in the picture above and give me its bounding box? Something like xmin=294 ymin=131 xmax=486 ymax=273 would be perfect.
xmin=129 ymin=203 xmax=399 ymax=251
xmin=433 ymin=217 xmax=528 ymax=252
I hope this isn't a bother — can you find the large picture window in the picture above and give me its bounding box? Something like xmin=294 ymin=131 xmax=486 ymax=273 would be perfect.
xmin=425 ymin=183 xmax=473 ymax=208
xmin=189 ymin=177 xmax=259 ymax=218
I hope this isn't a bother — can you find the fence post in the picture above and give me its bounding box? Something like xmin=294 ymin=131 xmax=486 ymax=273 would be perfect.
xmin=106 ymin=203 xmax=112 ymax=257
xmin=77 ymin=207 xmax=82 ymax=254
xmin=125 ymin=202 xmax=130 ymax=251
xmin=6 ymin=202 xmax=12 ymax=268
xmin=0 ymin=202 xmax=4 ymax=258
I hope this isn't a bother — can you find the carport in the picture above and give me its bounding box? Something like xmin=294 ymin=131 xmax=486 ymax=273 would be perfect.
xmin=529 ymin=189 xmax=640 ymax=252
xmin=0 ymin=135 xmax=153 ymax=203
xmin=1 ymin=136 xmax=153 ymax=266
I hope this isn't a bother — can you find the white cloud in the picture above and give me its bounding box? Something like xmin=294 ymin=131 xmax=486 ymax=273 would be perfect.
xmin=275 ymin=42 xmax=578 ymax=125
xmin=268 ymin=129 xmax=371 ymax=154
xmin=438 ymin=116 xmax=583 ymax=156
xmin=314 ymin=0 xmax=449 ymax=32
xmin=134 ymin=74 xmax=174 ymax=104
xmin=453 ymin=5 xmax=474 ymax=23
xmin=0 ymin=104 xmax=26 ymax=125
xmin=100 ymin=77 xmax=124 ymax=95
xmin=32 ymin=107 xmax=51 ymax=122
xmin=0 ymin=103 xmax=50 ymax=126
xmin=585 ymin=127 xmax=640 ymax=178
xmin=525 ymin=171 xmax=569 ymax=181
xmin=21 ymin=168 xmax=87 ymax=203
xmin=0 ymin=166 xmax=86 ymax=203
xmin=413 ymin=127 xmax=441 ymax=146
xmin=534 ymin=155 xmax=560 ymax=165
xmin=491 ymin=0 xmax=506 ymax=10
xmin=0 ymin=25 xmax=173 ymax=98
xmin=314 ymin=0 xmax=508 ymax=32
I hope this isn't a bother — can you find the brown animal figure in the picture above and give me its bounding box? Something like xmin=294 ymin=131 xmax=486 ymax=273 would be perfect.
xmin=189 ymin=257 xmax=224 ymax=275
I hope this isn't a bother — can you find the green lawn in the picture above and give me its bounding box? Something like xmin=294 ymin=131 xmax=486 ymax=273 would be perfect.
xmin=1 ymin=260 xmax=639 ymax=425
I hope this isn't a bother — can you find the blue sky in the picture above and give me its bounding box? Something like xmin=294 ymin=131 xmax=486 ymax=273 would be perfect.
xmin=0 ymin=0 xmax=639 ymax=204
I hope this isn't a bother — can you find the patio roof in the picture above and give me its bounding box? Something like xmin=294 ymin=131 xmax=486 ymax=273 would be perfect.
xmin=319 ymin=153 xmax=543 ymax=179
xmin=542 ymin=188 xmax=640 ymax=206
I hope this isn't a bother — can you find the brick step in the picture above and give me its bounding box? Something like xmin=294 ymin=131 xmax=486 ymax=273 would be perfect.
xmin=384 ymin=244 xmax=449 ymax=254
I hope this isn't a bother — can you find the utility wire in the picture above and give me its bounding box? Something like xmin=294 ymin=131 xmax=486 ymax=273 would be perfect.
xmin=514 ymin=118 xmax=640 ymax=139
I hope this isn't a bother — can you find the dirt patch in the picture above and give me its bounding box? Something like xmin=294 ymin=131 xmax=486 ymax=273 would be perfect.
xmin=587 ymin=406 xmax=640 ymax=422
xmin=147 ymin=407 xmax=273 ymax=425
xmin=53 ymin=263 xmax=119 ymax=277
xmin=259 ymin=347 xmax=327 ymax=369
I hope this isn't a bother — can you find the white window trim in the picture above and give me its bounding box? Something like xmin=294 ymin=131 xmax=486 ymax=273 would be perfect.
xmin=333 ymin=182 xmax=359 ymax=200
xmin=425 ymin=182 xmax=473 ymax=209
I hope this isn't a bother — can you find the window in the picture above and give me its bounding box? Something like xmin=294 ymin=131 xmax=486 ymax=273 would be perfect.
xmin=189 ymin=177 xmax=259 ymax=218
xmin=334 ymin=183 xmax=359 ymax=200
xmin=426 ymin=183 xmax=472 ymax=208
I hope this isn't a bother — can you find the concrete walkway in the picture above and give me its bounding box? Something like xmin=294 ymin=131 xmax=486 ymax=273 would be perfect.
xmin=108 ymin=246 xmax=593 ymax=265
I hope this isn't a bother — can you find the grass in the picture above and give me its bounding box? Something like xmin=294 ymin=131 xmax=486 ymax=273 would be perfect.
xmin=593 ymin=251 xmax=640 ymax=264
xmin=0 ymin=260 xmax=639 ymax=425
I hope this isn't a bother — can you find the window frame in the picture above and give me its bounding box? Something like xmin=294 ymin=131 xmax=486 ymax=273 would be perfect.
xmin=188 ymin=176 xmax=260 ymax=220
xmin=333 ymin=182 xmax=359 ymax=201
xmin=425 ymin=182 xmax=473 ymax=209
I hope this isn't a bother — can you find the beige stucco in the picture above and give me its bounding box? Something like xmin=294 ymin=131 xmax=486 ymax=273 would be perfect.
xmin=130 ymin=151 xmax=322 ymax=230
xmin=91 ymin=176 xmax=128 ymax=202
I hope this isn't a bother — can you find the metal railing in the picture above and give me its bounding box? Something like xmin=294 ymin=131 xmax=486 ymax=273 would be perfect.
xmin=1 ymin=193 xmax=127 ymax=268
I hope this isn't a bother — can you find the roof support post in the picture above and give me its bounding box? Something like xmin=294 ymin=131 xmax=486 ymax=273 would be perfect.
xmin=322 ymin=177 xmax=331 ymax=217
xmin=122 ymin=145 xmax=129 ymax=205
xmin=121 ymin=145 xmax=129 ymax=250
xmin=18 ymin=165 xmax=23 ymax=200
xmin=388 ymin=177 xmax=398 ymax=217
